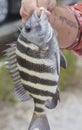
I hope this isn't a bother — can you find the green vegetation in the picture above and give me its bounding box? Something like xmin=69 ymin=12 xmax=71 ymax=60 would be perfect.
xmin=59 ymin=50 xmax=77 ymax=90
xmin=0 ymin=57 xmax=17 ymax=102
xmin=57 ymin=0 xmax=62 ymax=5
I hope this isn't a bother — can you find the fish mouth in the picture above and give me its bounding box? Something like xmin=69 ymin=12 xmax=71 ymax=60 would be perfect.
xmin=34 ymin=9 xmax=43 ymax=19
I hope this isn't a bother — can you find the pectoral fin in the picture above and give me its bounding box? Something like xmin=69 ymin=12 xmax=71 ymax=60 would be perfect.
xmin=60 ymin=50 xmax=67 ymax=69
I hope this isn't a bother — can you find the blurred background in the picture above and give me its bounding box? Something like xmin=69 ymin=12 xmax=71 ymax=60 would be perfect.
xmin=0 ymin=0 xmax=82 ymax=130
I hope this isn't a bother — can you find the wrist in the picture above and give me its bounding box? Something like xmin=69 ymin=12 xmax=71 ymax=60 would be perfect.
xmin=66 ymin=4 xmax=82 ymax=50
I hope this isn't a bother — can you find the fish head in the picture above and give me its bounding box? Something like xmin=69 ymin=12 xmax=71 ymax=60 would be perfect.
xmin=21 ymin=11 xmax=52 ymax=48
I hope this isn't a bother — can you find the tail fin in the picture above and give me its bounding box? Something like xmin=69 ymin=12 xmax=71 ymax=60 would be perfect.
xmin=28 ymin=112 xmax=50 ymax=130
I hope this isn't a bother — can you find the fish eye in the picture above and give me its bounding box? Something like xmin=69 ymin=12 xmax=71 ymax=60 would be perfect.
xmin=25 ymin=25 xmax=31 ymax=32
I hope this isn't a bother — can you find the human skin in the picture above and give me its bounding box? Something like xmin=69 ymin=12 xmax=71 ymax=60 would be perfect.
xmin=20 ymin=0 xmax=79 ymax=49
xmin=20 ymin=0 xmax=56 ymax=24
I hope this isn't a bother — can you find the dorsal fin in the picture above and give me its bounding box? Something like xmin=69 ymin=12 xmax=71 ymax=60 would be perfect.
xmin=6 ymin=42 xmax=31 ymax=101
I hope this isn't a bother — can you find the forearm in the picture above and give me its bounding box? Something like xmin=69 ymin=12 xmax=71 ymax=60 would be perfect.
xmin=51 ymin=5 xmax=79 ymax=48
xmin=66 ymin=3 xmax=82 ymax=56
xmin=20 ymin=0 xmax=82 ymax=56
xmin=51 ymin=3 xmax=82 ymax=56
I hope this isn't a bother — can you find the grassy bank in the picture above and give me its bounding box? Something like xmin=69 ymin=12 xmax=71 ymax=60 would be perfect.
xmin=0 ymin=57 xmax=17 ymax=102
xmin=59 ymin=50 xmax=77 ymax=90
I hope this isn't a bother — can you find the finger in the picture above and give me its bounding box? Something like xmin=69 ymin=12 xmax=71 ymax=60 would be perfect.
xmin=38 ymin=7 xmax=51 ymax=17
xmin=36 ymin=0 xmax=49 ymax=9
xmin=20 ymin=0 xmax=37 ymax=23
xmin=48 ymin=11 xmax=56 ymax=28
xmin=48 ymin=0 xmax=56 ymax=11
xmin=22 ymin=18 xmax=27 ymax=24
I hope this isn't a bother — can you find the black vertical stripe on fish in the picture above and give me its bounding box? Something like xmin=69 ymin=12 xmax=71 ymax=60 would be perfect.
xmin=16 ymin=55 xmax=26 ymax=69
xmin=17 ymin=40 xmax=49 ymax=59
xmin=19 ymin=34 xmax=30 ymax=43
xmin=35 ymin=107 xmax=44 ymax=113
xmin=33 ymin=97 xmax=45 ymax=104
xmin=23 ymin=84 xmax=55 ymax=97
xmin=17 ymin=41 xmax=27 ymax=54
xmin=19 ymin=71 xmax=57 ymax=86
xmin=16 ymin=55 xmax=55 ymax=73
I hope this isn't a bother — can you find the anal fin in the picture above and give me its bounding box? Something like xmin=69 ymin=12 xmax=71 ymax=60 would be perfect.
xmin=45 ymin=88 xmax=60 ymax=109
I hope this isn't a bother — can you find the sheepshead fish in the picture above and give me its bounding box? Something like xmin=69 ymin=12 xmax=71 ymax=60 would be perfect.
xmin=6 ymin=11 xmax=67 ymax=130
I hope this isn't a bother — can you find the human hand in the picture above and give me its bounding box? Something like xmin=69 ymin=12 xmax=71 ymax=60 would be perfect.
xmin=20 ymin=0 xmax=56 ymax=24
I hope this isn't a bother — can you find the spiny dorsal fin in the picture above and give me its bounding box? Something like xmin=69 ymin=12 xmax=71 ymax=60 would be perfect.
xmin=6 ymin=42 xmax=31 ymax=102
xmin=60 ymin=50 xmax=67 ymax=69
